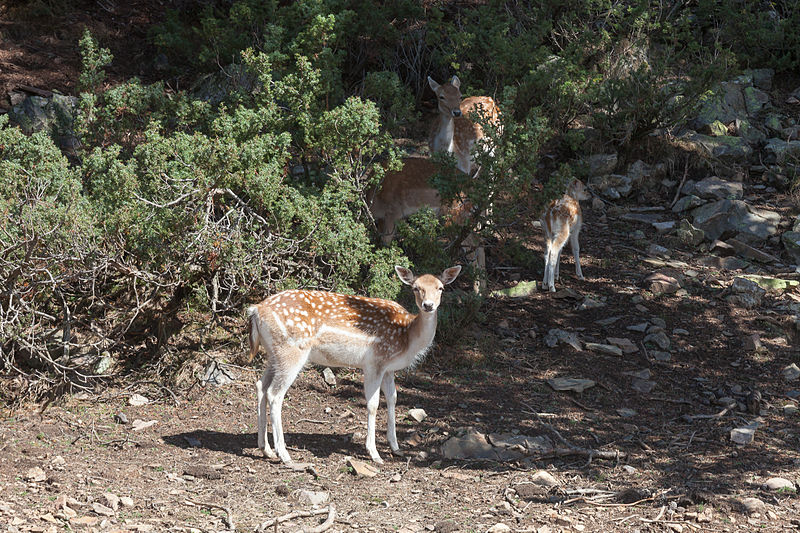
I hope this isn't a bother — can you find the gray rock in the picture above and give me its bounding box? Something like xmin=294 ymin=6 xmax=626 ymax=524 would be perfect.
xmin=747 ymin=68 xmax=774 ymax=90
xmin=680 ymin=132 xmax=753 ymax=162
xmin=743 ymin=334 xmax=763 ymax=352
xmin=408 ymin=408 xmax=428 ymax=423
xmin=547 ymin=328 xmax=582 ymax=351
xmin=764 ymin=138 xmax=800 ymax=164
xmin=691 ymin=199 xmax=780 ymax=242
xmin=606 ymin=337 xmax=638 ymax=354
xmin=744 ymin=86 xmax=770 ymax=115
xmin=113 ymin=412 xmax=128 ymax=424
xmin=782 ymin=363 xmax=800 ymax=382
xmin=292 ymin=489 xmax=329 ymax=506
xmin=764 ymin=113 xmax=785 ymax=135
xmin=322 ymin=367 xmax=337 ymax=386
xmin=697 ymin=255 xmax=750 ymax=270
xmin=726 ymin=238 xmax=780 ymax=264
xmin=702 ymin=120 xmax=728 ymax=136
xmin=672 ymin=195 xmax=706 ymax=213
xmin=735 ymin=118 xmax=767 ymax=145
xmin=631 ymin=379 xmax=656 ymax=394
xmin=487 ymin=524 xmax=511 ymax=533
xmin=647 ymin=244 xmax=670 ymax=257
xmin=693 ymin=177 xmax=743 ymax=200
xmin=627 ymin=322 xmax=649 ymax=333
xmin=730 ymin=423 xmax=758 ymax=445
xmin=128 ymin=394 xmax=150 ymax=407
xmin=727 ymin=276 xmax=766 ymax=309
xmin=587 ymin=153 xmax=618 ymax=175
xmin=190 ymin=64 xmax=260 ymax=106
xmin=738 ymin=497 xmax=766 ymax=514
xmin=202 ymin=360 xmax=235 ymax=386
xmin=643 ymin=331 xmax=670 ymax=350
xmin=346 ymin=457 xmax=379 ymax=477
xmin=782 ymin=231 xmax=800 ymax=264
xmin=761 ymin=477 xmax=795 ymax=491
xmin=676 ymin=220 xmax=705 ymax=247
xmin=644 ymin=273 xmax=680 ymax=295
xmin=584 ymin=342 xmax=623 ymax=356
xmin=530 ymin=470 xmax=559 ymax=487
xmin=617 ymin=408 xmax=637 ymax=417
xmin=9 ymin=94 xmax=80 ymax=151
xmin=651 ymin=351 xmax=672 ymax=362
xmin=441 ymin=428 xmax=517 ymax=461
xmin=488 ymin=434 xmax=554 ymax=455
xmin=652 ymin=221 xmax=676 ymax=234
xmin=547 ymin=377 xmax=596 ymax=393
xmin=25 ymin=466 xmax=47 ymax=482
xmin=577 ymin=297 xmax=605 ymax=310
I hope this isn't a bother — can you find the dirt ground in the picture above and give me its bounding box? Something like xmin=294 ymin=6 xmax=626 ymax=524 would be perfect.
xmin=2 ymin=2 xmax=800 ymax=532
xmin=2 ymin=202 xmax=800 ymax=532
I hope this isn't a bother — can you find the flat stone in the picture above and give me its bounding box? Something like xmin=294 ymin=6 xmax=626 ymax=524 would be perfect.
xmin=488 ymin=433 xmax=553 ymax=454
xmin=577 ymin=297 xmax=605 ymax=310
xmin=183 ymin=465 xmax=221 ymax=480
xmin=627 ymin=322 xmax=649 ymax=333
xmin=652 ymin=221 xmax=676 ymax=234
xmin=131 ymin=419 xmax=157 ymax=432
xmin=547 ymin=377 xmax=596 ymax=393
xmin=346 ymin=457 xmax=379 ymax=477
xmin=587 ymin=153 xmax=618 ymax=175
xmin=651 ymin=351 xmax=672 ymax=361
xmin=643 ymin=331 xmax=670 ymax=350
xmin=25 ymin=466 xmax=47 ymax=482
xmin=631 ymin=379 xmax=656 ymax=394
xmin=128 ymin=394 xmax=150 ymax=407
xmin=782 ymin=363 xmax=800 ymax=382
xmin=408 ymin=408 xmax=428 ymax=423
xmin=606 ymin=337 xmax=639 ymax=353
xmin=693 ymin=176 xmax=743 ymax=200
xmin=731 ymin=423 xmax=758 ymax=445
xmin=672 ymin=195 xmax=706 ymax=213
xmin=743 ymin=334 xmax=763 ymax=352
xmin=616 ymin=408 xmax=637 ymax=418
xmin=595 ymin=316 xmax=622 ymax=326
xmin=530 ymin=470 xmax=559 ymax=487
xmin=584 ymin=342 xmax=623 ymax=356
xmin=292 ymin=489 xmax=329 ymax=506
xmin=762 ymin=477 xmax=795 ymax=491
xmin=697 ymin=255 xmax=749 ymax=270
xmin=739 ymin=497 xmax=766 ymax=514
xmin=727 ymin=239 xmax=781 ymax=264
xmin=644 ymin=273 xmax=680 ymax=295
xmin=91 ymin=502 xmax=114 ymax=517
xmin=322 ymin=367 xmax=337 ymax=386
xmin=487 ymin=524 xmax=511 ymax=533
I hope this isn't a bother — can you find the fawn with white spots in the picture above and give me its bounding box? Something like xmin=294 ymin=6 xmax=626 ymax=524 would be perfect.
xmin=428 ymin=75 xmax=500 ymax=175
xmin=542 ymin=179 xmax=591 ymax=292
xmin=247 ymin=265 xmax=461 ymax=464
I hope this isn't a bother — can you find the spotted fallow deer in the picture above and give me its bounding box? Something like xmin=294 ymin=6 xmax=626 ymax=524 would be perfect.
xmin=368 ymin=156 xmax=484 ymax=292
xmin=541 ymin=179 xmax=591 ymax=292
xmin=427 ymin=75 xmax=500 ymax=175
xmin=247 ymin=265 xmax=461 ymax=464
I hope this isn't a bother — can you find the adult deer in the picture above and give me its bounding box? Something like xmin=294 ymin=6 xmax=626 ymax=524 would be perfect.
xmin=541 ymin=179 xmax=591 ymax=292
xmin=247 ymin=265 xmax=462 ymax=465
xmin=368 ymin=156 xmax=484 ymax=292
xmin=427 ymin=75 xmax=500 ymax=175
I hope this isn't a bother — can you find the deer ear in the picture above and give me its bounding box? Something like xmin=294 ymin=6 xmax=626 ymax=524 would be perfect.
xmin=395 ymin=265 xmax=416 ymax=286
xmin=427 ymin=76 xmax=440 ymax=92
xmin=439 ymin=265 xmax=462 ymax=285
xmin=450 ymin=75 xmax=461 ymax=89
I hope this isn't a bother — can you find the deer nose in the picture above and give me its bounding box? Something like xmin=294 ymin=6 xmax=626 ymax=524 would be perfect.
xmin=422 ymin=301 xmax=435 ymax=312
xmin=452 ymin=109 xmax=461 ymax=117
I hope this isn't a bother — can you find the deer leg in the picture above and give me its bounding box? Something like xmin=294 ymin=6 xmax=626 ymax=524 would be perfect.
xmin=570 ymin=227 xmax=584 ymax=280
xmin=364 ymin=367 xmax=385 ymax=464
xmin=256 ymin=364 xmax=276 ymax=459
xmin=268 ymin=347 xmax=309 ymax=464
xmin=381 ymin=372 xmax=401 ymax=455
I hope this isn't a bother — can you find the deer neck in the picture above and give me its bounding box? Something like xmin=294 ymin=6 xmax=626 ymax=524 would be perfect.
xmin=433 ymin=112 xmax=456 ymax=154
xmin=398 ymin=309 xmax=438 ymax=368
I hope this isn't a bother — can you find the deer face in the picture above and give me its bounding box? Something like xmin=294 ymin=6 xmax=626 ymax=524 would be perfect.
xmin=428 ymin=76 xmax=463 ymax=118
xmin=395 ymin=265 xmax=462 ymax=314
xmin=568 ymin=180 xmax=591 ymax=201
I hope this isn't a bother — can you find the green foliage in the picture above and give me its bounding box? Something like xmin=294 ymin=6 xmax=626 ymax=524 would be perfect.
xmin=363 ymin=71 xmax=419 ymax=134
xmin=77 ymin=30 xmax=113 ymax=93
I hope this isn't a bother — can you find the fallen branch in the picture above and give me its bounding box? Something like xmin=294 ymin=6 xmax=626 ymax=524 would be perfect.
xmin=256 ymin=506 xmax=332 ymax=532
xmin=670 ymin=156 xmax=690 ymax=209
xmin=185 ymin=499 xmax=234 ymax=530
xmin=305 ymin=503 xmax=336 ymax=533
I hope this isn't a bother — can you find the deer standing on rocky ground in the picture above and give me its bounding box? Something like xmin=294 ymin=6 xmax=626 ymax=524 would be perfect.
xmin=427 ymin=75 xmax=500 ymax=175
xmin=247 ymin=265 xmax=461 ymax=465
xmin=542 ymin=180 xmax=591 ymax=292
xmin=368 ymin=156 xmax=484 ymax=292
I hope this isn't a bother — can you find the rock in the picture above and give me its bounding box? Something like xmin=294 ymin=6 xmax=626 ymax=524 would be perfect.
xmin=587 ymin=153 xmax=618 ymax=175
xmin=727 ymin=240 xmax=781 ymax=264
xmin=491 ymin=280 xmax=537 ymax=298
xmin=622 ymin=465 xmax=637 ymax=474
xmin=730 ymin=423 xmax=758 ymax=445
xmin=644 ymin=273 xmax=680 ymax=295
xmin=292 ymin=489 xmax=329 ymax=506
xmin=652 ymin=221 xmax=676 ymax=234
xmin=591 ymin=197 xmax=605 ymax=210
xmin=651 ymin=350 xmax=672 ymax=361
xmin=322 ymin=367 xmax=337 ymax=386
xmin=595 ymin=316 xmax=622 ymax=326
xmin=782 ymin=363 xmax=800 ymax=382
xmin=680 ymin=132 xmax=753 ymax=162
xmin=703 ymin=120 xmax=728 ymax=136
xmin=782 ymin=231 xmax=800 ymax=264
xmin=546 ymin=329 xmax=582 ymax=351
xmin=676 ymin=220 xmax=705 ymax=247
xmin=606 ymin=337 xmax=639 ymax=353
xmin=202 ymin=360 xmax=235 ymax=386
xmin=101 ymin=494 xmax=120 ymax=513
xmin=577 ymin=296 xmax=605 ymax=310
xmin=738 ymin=497 xmax=766 ymax=514
xmin=91 ymin=502 xmax=114 ymax=517
xmin=183 ymin=465 xmax=221 ymax=480
xmin=93 ymin=353 xmax=115 ymax=375
xmin=748 ymin=68 xmax=774 ymax=90
xmin=529 ymin=470 xmax=559 ymax=487
xmin=616 ymin=408 xmax=637 ymax=417
xmin=584 ymin=342 xmax=623 ymax=356
xmin=119 ymin=496 xmax=134 ymax=508
xmin=408 ymin=408 xmax=428 ymax=423
xmin=627 ymin=322 xmax=649 ymax=333
xmin=8 ymin=94 xmax=80 ymax=150
xmin=643 ymin=331 xmax=671 ymax=350
xmin=672 ymin=195 xmax=706 ymax=213
xmin=128 ymin=394 xmax=150 ymax=407
xmin=25 ymin=466 xmax=47 ymax=482
xmin=693 ymin=177 xmax=743 ymax=200
xmin=762 ymin=477 xmax=795 ymax=491
xmin=487 ymin=524 xmax=511 ymax=533
xmin=131 ymin=419 xmax=157 ymax=432
xmin=631 ymin=379 xmax=656 ymax=394
xmin=441 ymin=428 xmax=498 ymax=461
xmin=435 ymin=519 xmax=459 ymax=532
xmin=741 ymin=274 xmax=799 ymax=291
xmin=113 ymin=412 xmax=128 ymax=424
xmin=697 ymin=255 xmax=749 ymax=270
xmin=691 ymin=199 xmax=780 ymax=242
xmin=346 ymin=457 xmax=379 ymax=477
xmin=746 ymin=391 xmax=762 ymax=414
xmin=190 ymin=63 xmax=260 ymax=106
xmin=728 ymin=276 xmax=766 ymax=309
xmin=70 ymin=516 xmax=100 ymax=528
xmin=647 ymin=243 xmax=670 ymax=257
xmin=697 ymin=506 xmax=714 ymax=523
xmin=736 ymin=118 xmax=767 ymax=144
xmin=546 ymin=377 xmax=596 ymax=393
xmin=743 ymin=334 xmax=762 ymax=352
xmin=764 ymin=138 xmax=800 ymax=164
xmin=487 ymin=433 xmax=554 ymax=456
xmin=743 ymin=86 xmax=770 ymax=115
